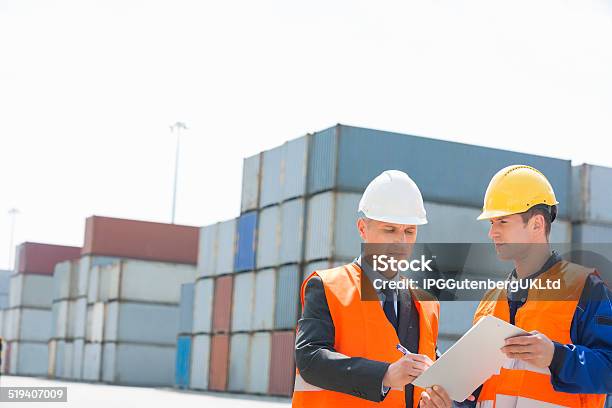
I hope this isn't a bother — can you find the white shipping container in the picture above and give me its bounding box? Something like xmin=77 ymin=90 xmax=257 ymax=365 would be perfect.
xmin=216 ymin=219 xmax=237 ymax=275
xmin=231 ymin=272 xmax=255 ymax=332
xmin=72 ymin=339 xmax=85 ymax=380
xmin=51 ymin=300 xmax=69 ymax=338
xmin=240 ymin=153 xmax=261 ymax=213
xmin=197 ymin=224 xmax=218 ymax=278
xmin=104 ymin=301 xmax=179 ymax=345
xmin=189 ymin=334 xmax=211 ymax=390
xmin=246 ymin=332 xmax=271 ymax=394
xmin=256 ymin=206 xmax=281 ymax=268
xmin=9 ymin=274 xmax=54 ymax=308
xmin=281 ymin=136 xmax=309 ymax=201
xmin=228 ymin=333 xmax=250 ymax=392
xmin=192 ymin=278 xmax=214 ymax=334
xmin=82 ymin=342 xmax=103 ymax=381
xmin=8 ymin=340 xmax=49 ymax=376
xmin=78 ymin=256 xmax=120 ymax=298
xmin=252 ymin=269 xmax=275 ymax=331
xmin=92 ymin=260 xmax=195 ymax=304
xmin=102 ymin=342 xmax=176 ymax=386
xmin=280 ymin=198 xmax=305 ymax=264
xmin=86 ymin=302 xmax=105 ymax=343
xmin=73 ymin=297 xmax=88 ymax=339
xmin=6 ymin=307 xmax=52 ymax=342
xmin=259 ymin=145 xmax=283 ymax=207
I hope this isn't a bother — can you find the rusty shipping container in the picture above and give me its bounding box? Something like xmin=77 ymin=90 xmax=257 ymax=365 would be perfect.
xmin=208 ymin=334 xmax=229 ymax=391
xmin=81 ymin=216 xmax=199 ymax=264
xmin=15 ymin=242 xmax=81 ymax=275
xmin=212 ymin=275 xmax=233 ymax=333
xmin=269 ymin=331 xmax=296 ymax=396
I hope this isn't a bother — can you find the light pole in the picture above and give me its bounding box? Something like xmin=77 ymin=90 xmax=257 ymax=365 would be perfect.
xmin=170 ymin=122 xmax=188 ymax=224
xmin=8 ymin=208 xmax=19 ymax=270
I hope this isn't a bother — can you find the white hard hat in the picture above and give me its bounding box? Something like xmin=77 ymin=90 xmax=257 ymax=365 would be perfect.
xmin=358 ymin=170 xmax=427 ymax=225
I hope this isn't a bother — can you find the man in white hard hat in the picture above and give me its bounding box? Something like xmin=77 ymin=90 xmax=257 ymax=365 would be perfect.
xmin=293 ymin=170 xmax=459 ymax=408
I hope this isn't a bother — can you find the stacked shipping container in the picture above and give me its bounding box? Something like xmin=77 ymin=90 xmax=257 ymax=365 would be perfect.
xmin=3 ymin=242 xmax=80 ymax=376
xmin=0 ymin=269 xmax=11 ymax=373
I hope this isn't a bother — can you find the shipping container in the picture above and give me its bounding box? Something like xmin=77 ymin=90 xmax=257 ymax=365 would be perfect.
xmin=102 ymin=342 xmax=176 ymax=386
xmin=208 ymin=334 xmax=229 ymax=391
xmin=85 ymin=302 xmax=105 ymax=343
xmin=59 ymin=341 xmax=74 ymax=379
xmin=189 ymin=334 xmax=211 ymax=390
xmin=216 ymin=219 xmax=237 ymax=275
xmin=4 ymin=307 xmax=51 ymax=342
xmin=240 ymin=153 xmax=261 ymax=213
xmin=82 ymin=342 xmax=103 ymax=381
xmin=253 ymin=269 xmax=275 ymax=331
xmin=104 ymin=301 xmax=179 ymax=345
xmin=269 ymin=331 xmax=296 ymax=396
xmin=72 ymin=338 xmax=85 ymax=380
xmin=280 ymin=198 xmax=305 ymax=264
xmin=305 ymin=191 xmax=362 ymax=261
xmin=256 ymin=206 xmax=281 ymax=268
xmin=197 ymin=224 xmax=218 ymax=278
xmin=7 ymin=340 xmax=48 ymax=375
xmin=281 ymin=136 xmax=309 ymax=201
xmin=90 ymin=259 xmax=195 ymax=304
xmin=0 ymin=294 xmax=7 ymax=309
xmin=81 ymin=216 xmax=199 ymax=264
xmin=246 ymin=332 xmax=271 ymax=394
xmin=78 ymin=255 xmax=120 ymax=298
xmin=14 ymin=242 xmax=80 ymax=276
xmin=274 ymin=265 xmax=300 ymax=330
xmin=260 ymin=145 xmax=283 ymax=208
xmin=192 ymin=278 xmax=214 ymax=334
xmin=175 ymin=335 xmax=192 ymax=389
xmin=179 ymin=283 xmax=195 ymax=335
xmin=53 ymin=260 xmax=79 ymax=301
xmin=234 ymin=212 xmax=257 ymax=272
xmin=9 ymin=273 xmax=54 ymax=308
xmin=212 ymin=275 xmax=233 ymax=333
xmin=51 ymin=300 xmax=69 ymax=338
xmin=0 ymin=269 xmax=10 ymax=294
xmin=306 ymin=125 xmax=571 ymax=218
xmin=231 ymin=272 xmax=255 ymax=332
xmin=73 ymin=297 xmax=88 ymax=338
xmin=571 ymin=164 xmax=612 ymax=224
xmin=228 ymin=333 xmax=250 ymax=392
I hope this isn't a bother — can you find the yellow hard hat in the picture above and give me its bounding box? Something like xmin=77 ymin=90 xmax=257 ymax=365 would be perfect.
xmin=477 ymin=165 xmax=558 ymax=220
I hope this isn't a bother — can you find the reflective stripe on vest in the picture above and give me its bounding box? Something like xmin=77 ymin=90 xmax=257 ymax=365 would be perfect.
xmin=473 ymin=260 xmax=606 ymax=408
xmin=292 ymin=263 xmax=439 ymax=408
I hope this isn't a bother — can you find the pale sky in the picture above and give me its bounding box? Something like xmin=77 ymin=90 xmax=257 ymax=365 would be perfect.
xmin=1 ymin=0 xmax=611 ymax=269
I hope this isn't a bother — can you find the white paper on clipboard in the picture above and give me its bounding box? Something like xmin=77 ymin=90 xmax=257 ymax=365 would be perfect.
xmin=412 ymin=315 xmax=528 ymax=402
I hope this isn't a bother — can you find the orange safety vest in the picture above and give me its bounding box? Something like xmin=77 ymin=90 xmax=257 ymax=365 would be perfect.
xmin=473 ymin=260 xmax=606 ymax=408
xmin=292 ymin=263 xmax=439 ymax=408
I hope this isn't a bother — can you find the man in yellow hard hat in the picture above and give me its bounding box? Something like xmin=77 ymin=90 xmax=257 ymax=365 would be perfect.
xmin=462 ymin=165 xmax=612 ymax=408
xmin=293 ymin=170 xmax=461 ymax=408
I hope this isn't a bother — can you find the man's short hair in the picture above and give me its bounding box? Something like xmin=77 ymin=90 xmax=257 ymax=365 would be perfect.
xmin=519 ymin=204 xmax=556 ymax=237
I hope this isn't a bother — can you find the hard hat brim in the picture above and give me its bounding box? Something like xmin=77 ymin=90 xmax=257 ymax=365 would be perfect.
xmin=363 ymin=213 xmax=428 ymax=226
xmin=477 ymin=209 xmax=518 ymax=221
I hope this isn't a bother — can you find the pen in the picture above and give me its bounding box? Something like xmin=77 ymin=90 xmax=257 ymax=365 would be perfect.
xmin=396 ymin=343 xmax=411 ymax=355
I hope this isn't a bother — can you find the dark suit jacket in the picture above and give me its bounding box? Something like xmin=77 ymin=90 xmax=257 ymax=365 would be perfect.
xmin=295 ymin=271 xmax=421 ymax=407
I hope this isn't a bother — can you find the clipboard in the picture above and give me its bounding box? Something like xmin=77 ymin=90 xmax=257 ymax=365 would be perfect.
xmin=412 ymin=315 xmax=528 ymax=401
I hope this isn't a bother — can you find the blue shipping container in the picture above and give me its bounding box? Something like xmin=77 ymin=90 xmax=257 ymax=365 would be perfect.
xmin=234 ymin=212 xmax=257 ymax=272
xmin=175 ymin=335 xmax=192 ymax=389
xmin=179 ymin=283 xmax=195 ymax=334
xmin=308 ymin=125 xmax=572 ymax=219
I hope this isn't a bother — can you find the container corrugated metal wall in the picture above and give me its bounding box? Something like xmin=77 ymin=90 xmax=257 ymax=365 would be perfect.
xmin=280 ymin=198 xmax=305 ymax=264
xmin=53 ymin=262 xmax=71 ymax=301
xmin=72 ymin=339 xmax=85 ymax=379
xmin=241 ymin=153 xmax=261 ymax=213
xmin=247 ymin=332 xmax=271 ymax=394
xmin=227 ymin=333 xmax=250 ymax=392
xmin=260 ymin=145 xmax=283 ymax=208
xmin=103 ymin=342 xmax=175 ymax=386
xmin=571 ymin=164 xmax=612 ymax=224
xmin=305 ymin=192 xmax=361 ymax=261
xmin=269 ymin=331 xmax=295 ymax=396
xmin=208 ymin=334 xmax=229 ymax=391
xmin=307 ymin=125 xmax=572 ymax=218
xmin=82 ymin=342 xmax=102 ymax=381
xmin=81 ymin=216 xmax=199 ymax=264
xmin=7 ymin=341 xmax=48 ymax=376
xmin=216 ymin=219 xmax=237 ymax=275
xmin=175 ymin=335 xmax=191 ymax=389
xmin=73 ymin=297 xmax=87 ymax=338
xmin=192 ymin=278 xmax=214 ymax=334
xmin=252 ymin=269 xmax=275 ymax=331
xmin=231 ymin=272 xmax=255 ymax=332
xmin=189 ymin=334 xmax=211 ymax=390
xmin=212 ymin=276 xmax=233 ymax=333
xmin=197 ymin=224 xmax=218 ymax=278
xmin=274 ymin=265 xmax=300 ymax=330
xmin=78 ymin=256 xmax=120 ymax=298
xmin=179 ymin=283 xmax=195 ymax=335
xmin=104 ymin=302 xmax=179 ymax=345
xmin=9 ymin=274 xmax=54 ymax=308
xmin=256 ymin=206 xmax=280 ymax=268
xmin=282 ymin=136 xmax=309 ymax=201
xmin=234 ymin=212 xmax=257 ymax=272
